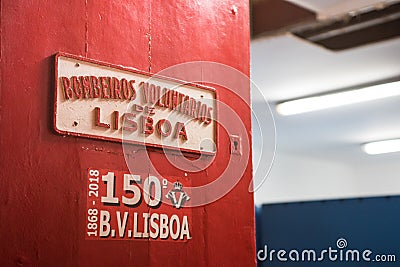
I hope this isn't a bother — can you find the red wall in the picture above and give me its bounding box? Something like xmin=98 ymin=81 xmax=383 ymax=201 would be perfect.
xmin=0 ymin=1 xmax=254 ymax=266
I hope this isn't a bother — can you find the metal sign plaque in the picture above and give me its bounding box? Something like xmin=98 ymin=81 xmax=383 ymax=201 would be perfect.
xmin=54 ymin=53 xmax=217 ymax=154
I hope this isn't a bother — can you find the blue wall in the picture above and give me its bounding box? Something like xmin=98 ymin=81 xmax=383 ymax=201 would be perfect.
xmin=256 ymin=196 xmax=400 ymax=266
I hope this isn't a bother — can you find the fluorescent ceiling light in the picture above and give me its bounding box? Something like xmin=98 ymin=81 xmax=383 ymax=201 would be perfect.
xmin=276 ymin=81 xmax=400 ymax=116
xmin=363 ymin=139 xmax=400 ymax=155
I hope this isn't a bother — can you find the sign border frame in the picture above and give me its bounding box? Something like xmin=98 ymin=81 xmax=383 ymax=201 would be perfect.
xmin=53 ymin=52 xmax=218 ymax=155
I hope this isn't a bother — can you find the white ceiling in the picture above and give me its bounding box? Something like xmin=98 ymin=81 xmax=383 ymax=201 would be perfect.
xmin=252 ymin=35 xmax=400 ymax=102
xmin=250 ymin=0 xmax=400 ymax=164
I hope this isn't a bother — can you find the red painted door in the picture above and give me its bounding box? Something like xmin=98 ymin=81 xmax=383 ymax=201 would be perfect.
xmin=0 ymin=1 xmax=255 ymax=266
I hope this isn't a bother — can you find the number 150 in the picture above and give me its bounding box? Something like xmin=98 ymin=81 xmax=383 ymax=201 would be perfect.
xmin=101 ymin=172 xmax=161 ymax=207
